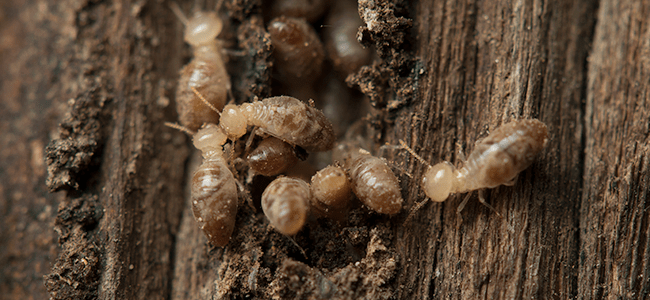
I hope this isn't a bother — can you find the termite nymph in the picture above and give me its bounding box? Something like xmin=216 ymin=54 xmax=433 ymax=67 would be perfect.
xmin=190 ymin=88 xmax=336 ymax=153
xmin=262 ymin=177 xmax=311 ymax=236
xmin=166 ymin=122 xmax=239 ymax=247
xmin=310 ymin=165 xmax=352 ymax=222
xmin=335 ymin=143 xmax=403 ymax=215
xmin=401 ymin=118 xmax=549 ymax=217
xmin=267 ymin=16 xmax=325 ymax=84
xmin=247 ymin=137 xmax=301 ymax=176
xmin=323 ymin=0 xmax=372 ymax=77
xmin=171 ymin=2 xmax=231 ymax=132
xmin=221 ymin=96 xmax=336 ymax=152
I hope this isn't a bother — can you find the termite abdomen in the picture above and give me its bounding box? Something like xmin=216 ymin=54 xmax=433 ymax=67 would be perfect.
xmin=248 ymin=137 xmax=300 ymax=176
xmin=310 ymin=165 xmax=351 ymax=221
xmin=267 ymin=16 xmax=325 ymax=83
xmin=323 ymin=0 xmax=372 ymax=77
xmin=190 ymin=154 xmax=238 ymax=247
xmin=342 ymin=148 xmax=403 ymax=215
xmin=261 ymin=177 xmax=310 ymax=236
xmin=462 ymin=119 xmax=549 ymax=190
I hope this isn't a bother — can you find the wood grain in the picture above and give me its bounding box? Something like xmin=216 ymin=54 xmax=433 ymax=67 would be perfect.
xmin=2 ymin=0 xmax=649 ymax=299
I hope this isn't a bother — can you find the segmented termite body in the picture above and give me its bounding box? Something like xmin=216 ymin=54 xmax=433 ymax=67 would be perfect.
xmin=190 ymin=124 xmax=238 ymax=247
xmin=310 ymin=165 xmax=352 ymax=221
xmin=403 ymin=119 xmax=548 ymax=216
xmin=262 ymin=177 xmax=311 ymax=235
xmin=323 ymin=0 xmax=372 ymax=77
xmin=267 ymin=16 xmax=325 ymax=84
xmin=173 ymin=5 xmax=231 ymax=131
xmin=219 ymin=96 xmax=336 ymax=152
xmin=247 ymin=137 xmax=300 ymax=176
xmin=336 ymin=144 xmax=403 ymax=215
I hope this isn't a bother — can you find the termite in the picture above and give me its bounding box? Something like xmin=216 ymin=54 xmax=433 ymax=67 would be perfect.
xmin=217 ymin=96 xmax=336 ymax=152
xmin=400 ymin=118 xmax=549 ymax=217
xmin=171 ymin=2 xmax=231 ymax=132
xmin=310 ymin=165 xmax=352 ymax=222
xmin=261 ymin=176 xmax=311 ymax=236
xmin=247 ymin=136 xmax=301 ymax=176
xmin=267 ymin=16 xmax=325 ymax=84
xmin=323 ymin=0 xmax=372 ymax=77
xmin=166 ymin=122 xmax=238 ymax=247
xmin=335 ymin=143 xmax=403 ymax=215
xmin=190 ymin=87 xmax=336 ymax=152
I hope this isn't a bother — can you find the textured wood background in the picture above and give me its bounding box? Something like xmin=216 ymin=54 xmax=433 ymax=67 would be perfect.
xmin=1 ymin=0 xmax=649 ymax=299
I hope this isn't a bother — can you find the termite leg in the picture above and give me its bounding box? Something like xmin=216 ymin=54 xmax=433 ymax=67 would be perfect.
xmin=456 ymin=192 xmax=473 ymax=216
xmin=477 ymin=189 xmax=503 ymax=218
xmin=244 ymin=126 xmax=258 ymax=154
xmin=404 ymin=198 xmax=430 ymax=225
xmin=503 ymin=174 xmax=518 ymax=187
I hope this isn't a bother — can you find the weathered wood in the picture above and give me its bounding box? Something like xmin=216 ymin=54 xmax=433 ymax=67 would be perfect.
xmin=392 ymin=0 xmax=596 ymax=298
xmin=3 ymin=0 xmax=649 ymax=299
xmin=580 ymin=0 xmax=650 ymax=298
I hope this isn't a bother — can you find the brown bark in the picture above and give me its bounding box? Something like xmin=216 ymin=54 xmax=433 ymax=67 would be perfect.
xmin=2 ymin=0 xmax=649 ymax=299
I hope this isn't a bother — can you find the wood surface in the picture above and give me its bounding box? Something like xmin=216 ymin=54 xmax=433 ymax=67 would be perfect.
xmin=1 ymin=0 xmax=649 ymax=299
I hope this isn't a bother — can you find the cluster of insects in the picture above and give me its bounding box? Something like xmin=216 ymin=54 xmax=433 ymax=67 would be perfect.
xmin=167 ymin=0 xmax=549 ymax=247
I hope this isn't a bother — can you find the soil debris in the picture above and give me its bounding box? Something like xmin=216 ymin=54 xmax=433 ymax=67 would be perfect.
xmin=45 ymin=87 xmax=109 ymax=192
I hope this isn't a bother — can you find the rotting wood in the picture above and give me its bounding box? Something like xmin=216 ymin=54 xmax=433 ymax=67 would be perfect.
xmin=2 ymin=0 xmax=650 ymax=299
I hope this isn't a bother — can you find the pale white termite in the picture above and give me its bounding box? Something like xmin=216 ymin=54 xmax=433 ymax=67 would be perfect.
xmin=334 ymin=143 xmax=403 ymax=215
xmin=261 ymin=177 xmax=311 ymax=236
xmin=401 ymin=118 xmax=549 ymax=217
xmin=171 ymin=2 xmax=231 ymax=132
xmin=167 ymin=122 xmax=238 ymax=247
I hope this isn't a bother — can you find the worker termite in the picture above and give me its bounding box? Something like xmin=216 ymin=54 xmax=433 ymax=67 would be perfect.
xmin=267 ymin=16 xmax=325 ymax=84
xmin=247 ymin=136 xmax=302 ymax=176
xmin=217 ymin=95 xmax=336 ymax=152
xmin=171 ymin=2 xmax=231 ymax=132
xmin=400 ymin=118 xmax=549 ymax=218
xmin=189 ymin=87 xmax=335 ymax=152
xmin=261 ymin=176 xmax=311 ymax=236
xmin=167 ymin=122 xmax=238 ymax=247
xmin=310 ymin=165 xmax=352 ymax=222
xmin=335 ymin=143 xmax=403 ymax=215
xmin=323 ymin=0 xmax=372 ymax=77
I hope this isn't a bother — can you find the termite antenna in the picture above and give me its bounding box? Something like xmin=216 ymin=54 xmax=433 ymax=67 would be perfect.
xmin=165 ymin=122 xmax=196 ymax=136
xmin=169 ymin=2 xmax=188 ymax=25
xmin=288 ymin=236 xmax=308 ymax=260
xmin=404 ymin=198 xmax=430 ymax=225
xmin=399 ymin=140 xmax=430 ymax=166
xmin=191 ymin=86 xmax=222 ymax=116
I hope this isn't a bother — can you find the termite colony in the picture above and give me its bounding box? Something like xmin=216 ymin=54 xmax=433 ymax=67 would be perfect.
xmin=167 ymin=0 xmax=549 ymax=248
xmin=167 ymin=0 xmax=401 ymax=248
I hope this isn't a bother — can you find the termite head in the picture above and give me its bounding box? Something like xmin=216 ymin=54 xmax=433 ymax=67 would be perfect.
xmin=193 ymin=123 xmax=227 ymax=157
xmin=185 ymin=11 xmax=223 ymax=47
xmin=422 ymin=162 xmax=457 ymax=202
xmin=220 ymin=104 xmax=247 ymax=139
